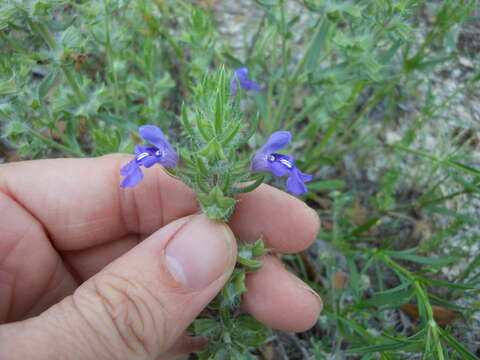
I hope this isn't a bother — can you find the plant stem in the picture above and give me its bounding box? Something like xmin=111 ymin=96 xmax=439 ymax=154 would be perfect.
xmin=29 ymin=130 xmax=85 ymax=157
xmin=62 ymin=65 xmax=86 ymax=103
xmin=104 ymin=0 xmax=122 ymax=116
xmin=270 ymin=16 xmax=322 ymax=131
xmin=28 ymin=18 xmax=87 ymax=104
xmin=379 ymin=253 xmax=445 ymax=360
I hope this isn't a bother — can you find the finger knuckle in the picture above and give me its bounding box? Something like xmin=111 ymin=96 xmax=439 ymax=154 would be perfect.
xmin=89 ymin=272 xmax=169 ymax=357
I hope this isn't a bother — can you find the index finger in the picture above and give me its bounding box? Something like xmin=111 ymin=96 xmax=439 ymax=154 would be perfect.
xmin=0 ymin=155 xmax=319 ymax=253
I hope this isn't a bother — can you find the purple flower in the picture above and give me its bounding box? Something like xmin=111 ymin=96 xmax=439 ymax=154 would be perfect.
xmin=251 ymin=131 xmax=312 ymax=195
xmin=120 ymin=125 xmax=179 ymax=188
xmin=231 ymin=68 xmax=261 ymax=95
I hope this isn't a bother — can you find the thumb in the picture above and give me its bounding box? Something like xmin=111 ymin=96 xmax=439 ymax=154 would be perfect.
xmin=0 ymin=215 xmax=237 ymax=360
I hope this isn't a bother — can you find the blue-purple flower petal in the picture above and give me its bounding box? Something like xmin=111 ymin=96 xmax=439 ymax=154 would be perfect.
xmin=142 ymin=155 xmax=158 ymax=168
xmin=120 ymin=159 xmax=135 ymax=176
xmin=120 ymin=126 xmax=179 ymax=188
xmin=139 ymin=125 xmax=169 ymax=150
xmin=231 ymin=67 xmax=261 ymax=95
xmin=268 ymin=154 xmax=294 ymax=177
xmin=120 ymin=161 xmax=144 ymax=188
xmin=139 ymin=125 xmax=178 ymax=168
xmin=251 ymin=152 xmax=270 ymax=172
xmin=262 ymin=131 xmax=292 ymax=153
xmin=251 ymin=130 xmax=312 ymax=195
xmin=161 ymin=149 xmax=179 ymax=168
xmin=252 ymin=132 xmax=293 ymax=172
xmin=241 ymin=78 xmax=261 ymax=92
xmin=269 ymin=161 xmax=289 ymax=176
xmin=286 ymin=168 xmax=311 ymax=195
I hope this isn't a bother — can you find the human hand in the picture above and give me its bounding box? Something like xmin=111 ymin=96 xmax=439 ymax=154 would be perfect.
xmin=0 ymin=155 xmax=321 ymax=359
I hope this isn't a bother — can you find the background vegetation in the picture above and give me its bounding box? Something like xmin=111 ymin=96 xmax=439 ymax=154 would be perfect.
xmin=1 ymin=0 xmax=479 ymax=358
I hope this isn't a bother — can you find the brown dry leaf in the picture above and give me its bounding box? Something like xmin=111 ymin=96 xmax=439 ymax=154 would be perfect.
xmin=4 ymin=152 xmax=20 ymax=162
xmin=400 ymin=304 xmax=461 ymax=327
xmin=300 ymin=252 xmax=318 ymax=281
xmin=332 ymin=271 xmax=347 ymax=289
xmin=315 ymin=196 xmax=332 ymax=209
xmin=0 ymin=139 xmax=19 ymax=162
xmin=409 ymin=220 xmax=432 ymax=244
xmin=260 ymin=343 xmax=276 ymax=360
xmin=322 ymin=221 xmax=333 ymax=232
xmin=198 ymin=0 xmax=222 ymax=7
xmin=41 ymin=121 xmax=68 ymax=141
xmin=348 ymin=200 xmax=370 ymax=225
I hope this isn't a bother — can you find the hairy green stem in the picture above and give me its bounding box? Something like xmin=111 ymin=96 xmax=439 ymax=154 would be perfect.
xmin=28 ymin=18 xmax=87 ymax=104
xmin=61 ymin=65 xmax=86 ymax=104
xmin=379 ymin=253 xmax=445 ymax=360
xmin=29 ymin=130 xmax=85 ymax=157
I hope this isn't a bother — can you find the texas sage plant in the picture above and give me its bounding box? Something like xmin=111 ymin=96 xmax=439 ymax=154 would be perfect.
xmin=118 ymin=67 xmax=312 ymax=358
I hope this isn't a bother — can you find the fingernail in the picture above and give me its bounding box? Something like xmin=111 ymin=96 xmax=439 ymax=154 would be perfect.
xmin=165 ymin=215 xmax=235 ymax=290
xmin=306 ymin=206 xmax=321 ymax=231
xmin=297 ymin=283 xmax=323 ymax=311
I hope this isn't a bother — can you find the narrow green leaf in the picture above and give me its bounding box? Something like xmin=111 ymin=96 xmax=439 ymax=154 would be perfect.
xmin=232 ymin=175 xmax=265 ymax=194
xmin=0 ymin=77 xmax=19 ymax=96
xmin=194 ymin=155 xmax=209 ymax=176
xmin=214 ymin=77 xmax=224 ymax=136
xmin=180 ymin=105 xmax=195 ymax=138
xmin=419 ymin=277 xmax=474 ymax=290
xmin=386 ymin=251 xmax=458 ymax=266
xmin=439 ymin=328 xmax=480 ymax=360
xmin=426 ymin=206 xmax=478 ymax=225
xmin=354 ymin=285 xmax=414 ymax=309
xmin=428 ymin=294 xmax=472 ymax=311
xmin=37 ymin=68 xmax=59 ymax=100
xmin=350 ymin=217 xmax=381 ymax=237
xmin=221 ymin=121 xmax=241 ymax=146
xmin=349 ymin=340 xmax=408 ymax=354
xmin=0 ymin=5 xmax=17 ymax=30
xmin=458 ymin=253 xmax=480 ymax=282
xmin=380 ymin=40 xmax=403 ymax=64
xmin=309 ymin=179 xmax=346 ymax=191
xmin=305 ymin=18 xmax=331 ymax=72
xmin=195 ymin=116 xmax=212 ymax=141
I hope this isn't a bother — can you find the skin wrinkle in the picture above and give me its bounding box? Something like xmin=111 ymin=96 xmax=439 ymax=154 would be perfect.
xmin=62 ymin=233 xmax=142 ymax=282
xmin=90 ymin=272 xmax=166 ymax=357
xmin=91 ymin=277 xmax=147 ymax=357
xmin=67 ymin=295 xmax=117 ymax=360
xmin=3 ymin=166 xmax=59 ymax=247
xmin=0 ymin=193 xmax=22 ymax=241
xmin=0 ymin=191 xmax=62 ymax=322
xmin=60 ymin=163 xmax=118 ymax=249
xmin=39 ymin=170 xmax=62 ymax=244
xmin=0 ymin=189 xmax=44 ymax=265
xmin=0 ymin=270 xmax=14 ymax=323
xmin=29 ymin=301 xmax=83 ymax=360
xmin=155 ymin=165 xmax=165 ymax=229
xmin=59 ymin=251 xmax=85 ymax=284
xmin=0 ymin=215 xmax=36 ymax=265
xmin=23 ymin=255 xmax=79 ymax=320
xmin=23 ymin=256 xmax=63 ymax=319
xmin=115 ymin=159 xmax=137 ymax=237
xmin=130 ymin=185 xmax=142 ymax=235
xmin=2 ymin=160 xmax=117 ymax=250
xmin=116 ymin=161 xmax=146 ymax=238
